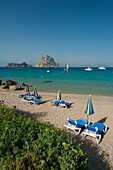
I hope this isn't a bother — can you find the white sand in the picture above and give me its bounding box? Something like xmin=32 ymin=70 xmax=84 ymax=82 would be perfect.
xmin=0 ymin=89 xmax=113 ymax=170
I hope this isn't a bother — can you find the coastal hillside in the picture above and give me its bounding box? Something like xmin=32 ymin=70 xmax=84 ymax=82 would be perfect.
xmin=4 ymin=62 xmax=33 ymax=67
xmin=35 ymin=55 xmax=59 ymax=67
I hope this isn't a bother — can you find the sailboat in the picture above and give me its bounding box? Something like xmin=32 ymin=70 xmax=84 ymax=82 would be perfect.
xmin=64 ymin=63 xmax=69 ymax=71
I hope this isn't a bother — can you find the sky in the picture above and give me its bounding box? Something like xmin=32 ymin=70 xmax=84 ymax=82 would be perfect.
xmin=0 ymin=0 xmax=113 ymax=67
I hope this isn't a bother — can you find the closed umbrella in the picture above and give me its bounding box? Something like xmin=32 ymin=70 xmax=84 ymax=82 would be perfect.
xmin=56 ymin=90 xmax=61 ymax=101
xmin=84 ymin=95 xmax=95 ymax=124
xmin=34 ymin=88 xmax=38 ymax=98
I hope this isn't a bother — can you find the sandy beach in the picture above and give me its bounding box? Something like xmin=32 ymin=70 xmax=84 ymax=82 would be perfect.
xmin=0 ymin=89 xmax=113 ymax=170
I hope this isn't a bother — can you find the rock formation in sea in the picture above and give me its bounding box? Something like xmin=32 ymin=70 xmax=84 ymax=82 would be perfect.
xmin=4 ymin=62 xmax=33 ymax=67
xmin=35 ymin=55 xmax=59 ymax=67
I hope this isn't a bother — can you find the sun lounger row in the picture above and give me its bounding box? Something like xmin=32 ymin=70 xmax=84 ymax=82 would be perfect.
xmin=17 ymin=89 xmax=71 ymax=108
xmin=64 ymin=118 xmax=107 ymax=144
xmin=18 ymin=92 xmax=70 ymax=107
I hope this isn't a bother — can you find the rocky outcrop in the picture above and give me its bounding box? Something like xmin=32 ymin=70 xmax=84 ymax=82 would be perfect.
xmin=5 ymin=80 xmax=17 ymax=86
xmin=0 ymin=80 xmax=28 ymax=91
xmin=35 ymin=55 xmax=59 ymax=67
xmin=4 ymin=62 xmax=33 ymax=67
xmin=20 ymin=83 xmax=26 ymax=86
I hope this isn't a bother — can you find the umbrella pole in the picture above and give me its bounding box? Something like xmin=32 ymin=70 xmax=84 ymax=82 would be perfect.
xmin=87 ymin=114 xmax=88 ymax=124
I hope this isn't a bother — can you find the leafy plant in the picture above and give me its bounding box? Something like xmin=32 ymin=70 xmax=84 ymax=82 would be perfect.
xmin=0 ymin=104 xmax=88 ymax=169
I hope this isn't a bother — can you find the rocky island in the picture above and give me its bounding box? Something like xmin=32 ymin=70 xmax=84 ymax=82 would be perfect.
xmin=4 ymin=62 xmax=33 ymax=67
xmin=35 ymin=55 xmax=59 ymax=67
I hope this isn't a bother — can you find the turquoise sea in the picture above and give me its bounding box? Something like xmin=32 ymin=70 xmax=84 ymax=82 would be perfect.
xmin=0 ymin=67 xmax=113 ymax=96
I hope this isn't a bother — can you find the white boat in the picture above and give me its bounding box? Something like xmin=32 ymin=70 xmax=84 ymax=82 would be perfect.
xmin=98 ymin=66 xmax=106 ymax=70
xmin=64 ymin=63 xmax=69 ymax=71
xmin=85 ymin=67 xmax=93 ymax=71
xmin=47 ymin=69 xmax=50 ymax=72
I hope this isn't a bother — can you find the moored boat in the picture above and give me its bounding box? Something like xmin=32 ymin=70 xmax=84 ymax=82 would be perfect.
xmin=85 ymin=67 xmax=93 ymax=71
xmin=98 ymin=66 xmax=106 ymax=70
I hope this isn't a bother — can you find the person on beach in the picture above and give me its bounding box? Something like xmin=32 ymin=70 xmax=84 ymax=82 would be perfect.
xmin=26 ymin=85 xmax=30 ymax=94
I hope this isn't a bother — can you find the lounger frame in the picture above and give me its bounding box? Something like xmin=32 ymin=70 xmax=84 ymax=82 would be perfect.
xmin=64 ymin=124 xmax=81 ymax=135
xmin=64 ymin=118 xmax=90 ymax=135
xmin=82 ymin=123 xmax=107 ymax=144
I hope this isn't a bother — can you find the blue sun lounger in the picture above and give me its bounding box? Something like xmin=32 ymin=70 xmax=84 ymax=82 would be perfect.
xmin=22 ymin=97 xmax=44 ymax=104
xmin=22 ymin=97 xmax=34 ymax=102
xmin=82 ymin=122 xmax=107 ymax=144
xmin=26 ymin=93 xmax=40 ymax=98
xmin=64 ymin=118 xmax=90 ymax=135
xmin=50 ymin=100 xmax=60 ymax=106
xmin=50 ymin=100 xmax=70 ymax=108
xmin=59 ymin=100 xmax=70 ymax=108
xmin=31 ymin=98 xmax=44 ymax=104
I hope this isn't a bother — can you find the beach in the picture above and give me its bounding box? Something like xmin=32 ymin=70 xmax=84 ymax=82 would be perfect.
xmin=0 ymin=89 xmax=113 ymax=170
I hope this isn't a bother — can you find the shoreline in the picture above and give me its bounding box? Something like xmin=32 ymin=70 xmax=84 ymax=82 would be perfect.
xmin=1 ymin=87 xmax=113 ymax=97
xmin=38 ymin=90 xmax=113 ymax=98
xmin=1 ymin=88 xmax=113 ymax=98
xmin=0 ymin=89 xmax=113 ymax=169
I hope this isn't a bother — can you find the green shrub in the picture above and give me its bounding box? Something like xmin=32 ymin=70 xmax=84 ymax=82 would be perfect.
xmin=0 ymin=104 xmax=88 ymax=169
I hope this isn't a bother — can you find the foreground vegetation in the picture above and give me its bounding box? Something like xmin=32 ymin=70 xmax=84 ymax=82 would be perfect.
xmin=0 ymin=104 xmax=88 ymax=169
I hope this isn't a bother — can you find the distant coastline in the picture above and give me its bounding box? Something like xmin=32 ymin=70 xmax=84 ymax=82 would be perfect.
xmin=4 ymin=55 xmax=60 ymax=68
xmin=2 ymin=65 xmax=113 ymax=68
xmin=4 ymin=62 xmax=33 ymax=68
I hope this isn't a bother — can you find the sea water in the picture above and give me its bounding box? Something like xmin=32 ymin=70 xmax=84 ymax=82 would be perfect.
xmin=0 ymin=67 xmax=113 ymax=95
